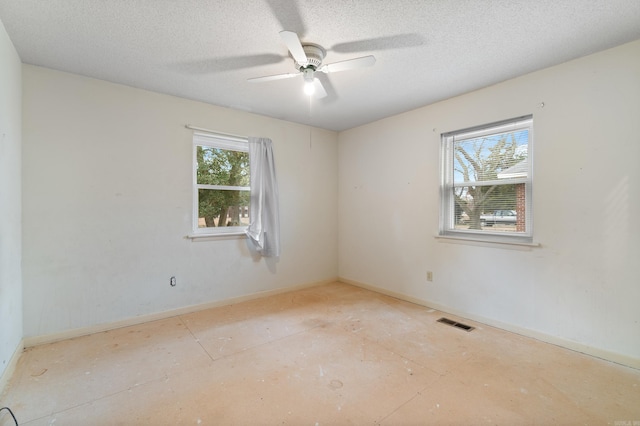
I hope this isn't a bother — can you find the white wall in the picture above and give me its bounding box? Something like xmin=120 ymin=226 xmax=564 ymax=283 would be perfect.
xmin=22 ymin=66 xmax=338 ymax=338
xmin=339 ymin=40 xmax=640 ymax=365
xmin=0 ymin=19 xmax=23 ymax=381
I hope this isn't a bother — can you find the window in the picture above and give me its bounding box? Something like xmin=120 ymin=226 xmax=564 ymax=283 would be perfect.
xmin=193 ymin=132 xmax=250 ymax=236
xmin=440 ymin=115 xmax=533 ymax=243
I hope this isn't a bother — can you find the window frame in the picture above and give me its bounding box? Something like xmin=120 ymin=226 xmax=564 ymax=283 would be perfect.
xmin=439 ymin=115 xmax=534 ymax=245
xmin=192 ymin=132 xmax=250 ymax=237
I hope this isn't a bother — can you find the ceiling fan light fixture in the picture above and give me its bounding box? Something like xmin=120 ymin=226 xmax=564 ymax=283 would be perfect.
xmin=302 ymin=68 xmax=316 ymax=96
xmin=304 ymin=80 xmax=316 ymax=96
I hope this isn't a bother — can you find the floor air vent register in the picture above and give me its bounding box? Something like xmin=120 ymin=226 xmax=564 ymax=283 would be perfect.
xmin=437 ymin=317 xmax=475 ymax=332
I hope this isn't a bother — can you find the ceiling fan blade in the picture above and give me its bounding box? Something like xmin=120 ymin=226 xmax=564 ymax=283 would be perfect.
xmin=248 ymin=72 xmax=300 ymax=83
xmin=319 ymin=55 xmax=376 ymax=74
xmin=331 ymin=34 xmax=424 ymax=53
xmin=173 ymin=54 xmax=285 ymax=74
xmin=266 ymin=0 xmax=307 ymax=39
xmin=314 ymin=78 xmax=327 ymax=99
xmin=279 ymin=30 xmax=308 ymax=65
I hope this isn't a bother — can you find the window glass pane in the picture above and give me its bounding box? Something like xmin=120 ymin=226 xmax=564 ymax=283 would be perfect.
xmin=452 ymin=184 xmax=526 ymax=233
xmin=197 ymin=188 xmax=250 ymax=228
xmin=196 ymin=146 xmax=249 ymax=186
xmin=454 ymin=129 xmax=528 ymax=184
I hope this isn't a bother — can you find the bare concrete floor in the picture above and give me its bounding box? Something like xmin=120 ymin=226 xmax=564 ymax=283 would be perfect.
xmin=2 ymin=282 xmax=639 ymax=425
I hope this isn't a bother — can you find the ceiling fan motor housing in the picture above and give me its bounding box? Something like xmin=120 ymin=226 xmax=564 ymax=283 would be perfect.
xmin=296 ymin=43 xmax=325 ymax=70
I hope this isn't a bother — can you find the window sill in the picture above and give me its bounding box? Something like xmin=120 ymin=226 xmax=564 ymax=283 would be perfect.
xmin=435 ymin=234 xmax=540 ymax=250
xmin=186 ymin=230 xmax=247 ymax=241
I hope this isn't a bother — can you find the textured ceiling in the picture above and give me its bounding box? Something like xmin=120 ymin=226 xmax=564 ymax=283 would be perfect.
xmin=2 ymin=0 xmax=640 ymax=131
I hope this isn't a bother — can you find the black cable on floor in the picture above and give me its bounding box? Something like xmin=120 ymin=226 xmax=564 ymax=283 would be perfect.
xmin=0 ymin=406 xmax=18 ymax=425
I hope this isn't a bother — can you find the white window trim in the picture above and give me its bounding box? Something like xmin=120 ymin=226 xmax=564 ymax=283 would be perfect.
xmin=191 ymin=131 xmax=250 ymax=238
xmin=439 ymin=115 xmax=534 ymax=245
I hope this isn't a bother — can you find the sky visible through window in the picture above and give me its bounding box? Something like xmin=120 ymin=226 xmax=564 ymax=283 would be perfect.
xmin=453 ymin=129 xmax=528 ymax=185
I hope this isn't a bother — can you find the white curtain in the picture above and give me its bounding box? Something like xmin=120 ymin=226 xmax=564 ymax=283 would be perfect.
xmin=246 ymin=137 xmax=280 ymax=257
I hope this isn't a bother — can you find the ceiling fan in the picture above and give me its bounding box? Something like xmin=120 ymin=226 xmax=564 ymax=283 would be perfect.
xmin=248 ymin=30 xmax=376 ymax=98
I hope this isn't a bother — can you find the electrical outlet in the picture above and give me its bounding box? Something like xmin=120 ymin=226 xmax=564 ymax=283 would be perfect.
xmin=170 ymin=276 xmax=176 ymax=287
xmin=426 ymin=271 xmax=433 ymax=282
